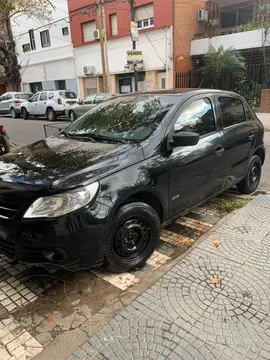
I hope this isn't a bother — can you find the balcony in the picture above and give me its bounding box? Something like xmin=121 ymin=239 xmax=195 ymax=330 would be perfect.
xmin=191 ymin=28 xmax=263 ymax=56
xmin=191 ymin=0 xmax=265 ymax=56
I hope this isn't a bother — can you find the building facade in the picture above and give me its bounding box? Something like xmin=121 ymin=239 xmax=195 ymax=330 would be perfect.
xmin=11 ymin=0 xmax=78 ymax=95
xmin=174 ymin=0 xmax=269 ymax=74
xmin=68 ymin=0 xmax=173 ymax=97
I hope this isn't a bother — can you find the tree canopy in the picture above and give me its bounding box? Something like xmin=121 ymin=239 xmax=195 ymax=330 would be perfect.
xmin=0 ymin=0 xmax=54 ymax=90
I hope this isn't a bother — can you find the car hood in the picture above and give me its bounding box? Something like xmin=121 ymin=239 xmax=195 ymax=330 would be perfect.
xmin=0 ymin=136 xmax=144 ymax=189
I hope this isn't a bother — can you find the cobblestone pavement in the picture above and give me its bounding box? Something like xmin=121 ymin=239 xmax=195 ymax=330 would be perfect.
xmin=68 ymin=194 xmax=270 ymax=360
xmin=0 ymin=197 xmax=232 ymax=360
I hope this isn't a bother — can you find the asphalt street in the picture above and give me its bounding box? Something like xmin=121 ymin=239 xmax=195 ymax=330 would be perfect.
xmin=0 ymin=115 xmax=269 ymax=191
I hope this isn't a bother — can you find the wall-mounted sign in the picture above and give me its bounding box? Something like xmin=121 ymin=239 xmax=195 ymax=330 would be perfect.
xmin=131 ymin=21 xmax=139 ymax=42
xmin=126 ymin=50 xmax=143 ymax=64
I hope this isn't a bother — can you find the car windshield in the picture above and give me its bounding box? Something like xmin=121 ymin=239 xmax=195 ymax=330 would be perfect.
xmin=59 ymin=91 xmax=77 ymax=99
xmin=15 ymin=93 xmax=33 ymax=100
xmin=65 ymin=95 xmax=178 ymax=142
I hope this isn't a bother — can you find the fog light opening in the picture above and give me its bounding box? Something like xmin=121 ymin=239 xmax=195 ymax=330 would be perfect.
xmin=42 ymin=248 xmax=68 ymax=263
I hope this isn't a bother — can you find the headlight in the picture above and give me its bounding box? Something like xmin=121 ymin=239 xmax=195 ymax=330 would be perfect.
xmin=23 ymin=182 xmax=99 ymax=219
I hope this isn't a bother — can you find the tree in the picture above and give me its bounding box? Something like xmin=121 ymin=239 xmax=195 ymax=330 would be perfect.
xmin=258 ymin=3 xmax=270 ymax=85
xmin=201 ymin=45 xmax=245 ymax=75
xmin=0 ymin=0 xmax=54 ymax=91
xmin=199 ymin=45 xmax=246 ymax=89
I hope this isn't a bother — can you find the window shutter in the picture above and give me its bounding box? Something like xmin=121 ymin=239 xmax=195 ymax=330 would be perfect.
xmin=83 ymin=21 xmax=96 ymax=42
xmin=110 ymin=14 xmax=118 ymax=36
xmin=135 ymin=3 xmax=154 ymax=21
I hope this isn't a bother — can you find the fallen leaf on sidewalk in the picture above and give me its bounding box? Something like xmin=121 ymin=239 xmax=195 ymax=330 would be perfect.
xmin=195 ymin=231 xmax=202 ymax=237
xmin=209 ymin=276 xmax=221 ymax=285
xmin=212 ymin=239 xmax=220 ymax=248
xmin=47 ymin=314 xmax=54 ymax=323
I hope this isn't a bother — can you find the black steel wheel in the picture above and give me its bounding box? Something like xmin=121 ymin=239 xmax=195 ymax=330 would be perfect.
xmin=237 ymin=155 xmax=262 ymax=194
xmin=104 ymin=202 xmax=161 ymax=272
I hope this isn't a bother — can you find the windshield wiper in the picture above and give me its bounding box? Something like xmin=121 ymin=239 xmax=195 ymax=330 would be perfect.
xmin=75 ymin=133 xmax=129 ymax=144
xmin=59 ymin=131 xmax=96 ymax=143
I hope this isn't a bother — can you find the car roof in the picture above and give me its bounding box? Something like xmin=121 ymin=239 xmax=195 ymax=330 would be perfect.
xmin=113 ymin=89 xmax=245 ymax=101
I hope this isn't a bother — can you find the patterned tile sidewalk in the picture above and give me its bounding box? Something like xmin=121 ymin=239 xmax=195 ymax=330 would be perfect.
xmin=0 ymin=198 xmax=228 ymax=360
xmin=68 ymin=195 xmax=270 ymax=360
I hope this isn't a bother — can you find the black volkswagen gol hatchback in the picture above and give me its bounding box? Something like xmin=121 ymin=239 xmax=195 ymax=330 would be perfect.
xmin=0 ymin=90 xmax=265 ymax=272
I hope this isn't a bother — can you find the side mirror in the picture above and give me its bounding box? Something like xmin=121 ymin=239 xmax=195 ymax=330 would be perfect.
xmin=173 ymin=131 xmax=199 ymax=147
xmin=28 ymin=98 xmax=33 ymax=102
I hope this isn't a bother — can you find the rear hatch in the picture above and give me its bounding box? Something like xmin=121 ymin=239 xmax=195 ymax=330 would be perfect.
xmin=58 ymin=91 xmax=78 ymax=106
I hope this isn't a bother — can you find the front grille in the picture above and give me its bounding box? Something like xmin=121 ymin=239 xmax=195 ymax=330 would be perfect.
xmin=0 ymin=195 xmax=22 ymax=219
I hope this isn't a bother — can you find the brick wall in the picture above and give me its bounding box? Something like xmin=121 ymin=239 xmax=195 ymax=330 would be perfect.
xmin=257 ymin=89 xmax=270 ymax=113
xmin=174 ymin=0 xmax=206 ymax=73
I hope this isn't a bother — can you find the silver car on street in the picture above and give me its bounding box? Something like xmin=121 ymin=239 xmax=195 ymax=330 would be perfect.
xmin=0 ymin=92 xmax=33 ymax=118
xmin=66 ymin=93 xmax=115 ymax=121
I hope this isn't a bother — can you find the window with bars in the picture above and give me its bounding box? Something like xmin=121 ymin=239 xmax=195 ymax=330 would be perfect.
xmin=110 ymin=14 xmax=118 ymax=36
xmin=82 ymin=20 xmax=96 ymax=42
xmin=135 ymin=3 xmax=154 ymax=30
xmin=40 ymin=30 xmax=50 ymax=47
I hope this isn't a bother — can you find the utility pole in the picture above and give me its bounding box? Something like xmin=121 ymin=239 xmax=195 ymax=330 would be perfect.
xmin=96 ymin=0 xmax=109 ymax=92
xmin=129 ymin=0 xmax=138 ymax=92
xmin=101 ymin=0 xmax=110 ymax=92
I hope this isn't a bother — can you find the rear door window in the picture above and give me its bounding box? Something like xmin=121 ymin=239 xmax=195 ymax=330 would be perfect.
xmin=174 ymin=98 xmax=216 ymax=136
xmin=218 ymin=97 xmax=246 ymax=128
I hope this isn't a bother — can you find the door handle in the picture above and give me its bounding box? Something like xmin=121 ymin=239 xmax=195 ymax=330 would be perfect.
xmin=215 ymin=147 xmax=224 ymax=156
xmin=248 ymin=133 xmax=255 ymax=141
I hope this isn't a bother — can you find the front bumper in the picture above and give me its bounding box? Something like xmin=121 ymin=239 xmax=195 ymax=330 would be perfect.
xmin=0 ymin=201 xmax=111 ymax=269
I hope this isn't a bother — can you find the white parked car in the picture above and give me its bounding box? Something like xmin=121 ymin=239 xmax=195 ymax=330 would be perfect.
xmin=0 ymin=92 xmax=33 ymax=118
xmin=21 ymin=90 xmax=79 ymax=121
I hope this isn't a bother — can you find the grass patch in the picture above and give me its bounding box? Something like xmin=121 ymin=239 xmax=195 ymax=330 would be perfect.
xmin=214 ymin=198 xmax=247 ymax=214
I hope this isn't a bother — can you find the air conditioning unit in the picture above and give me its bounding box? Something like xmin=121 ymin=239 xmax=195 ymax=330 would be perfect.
xmin=83 ymin=65 xmax=96 ymax=75
xmin=198 ymin=9 xmax=209 ymax=22
xmin=93 ymin=30 xmax=100 ymax=40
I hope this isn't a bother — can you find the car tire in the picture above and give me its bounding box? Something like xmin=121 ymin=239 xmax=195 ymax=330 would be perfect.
xmin=46 ymin=108 xmax=57 ymax=121
xmin=237 ymin=155 xmax=262 ymax=194
xmin=0 ymin=136 xmax=10 ymax=155
xmin=10 ymin=108 xmax=19 ymax=119
xmin=104 ymin=202 xmax=161 ymax=273
xmin=22 ymin=108 xmax=29 ymax=120
xmin=69 ymin=110 xmax=77 ymax=122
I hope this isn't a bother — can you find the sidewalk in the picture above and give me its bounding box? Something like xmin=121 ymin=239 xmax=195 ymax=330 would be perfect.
xmin=257 ymin=113 xmax=270 ymax=131
xmin=67 ymin=195 xmax=270 ymax=360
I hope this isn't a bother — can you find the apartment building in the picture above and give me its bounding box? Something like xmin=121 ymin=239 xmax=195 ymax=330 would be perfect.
xmin=11 ymin=0 xmax=78 ymax=94
xmin=174 ymin=0 xmax=269 ymax=73
xmin=68 ymin=0 xmax=173 ymax=97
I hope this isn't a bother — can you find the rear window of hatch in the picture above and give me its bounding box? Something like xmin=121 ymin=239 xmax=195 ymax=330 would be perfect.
xmin=15 ymin=93 xmax=33 ymax=100
xmin=58 ymin=91 xmax=77 ymax=99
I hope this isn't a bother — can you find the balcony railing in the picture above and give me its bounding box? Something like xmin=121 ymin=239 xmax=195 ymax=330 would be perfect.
xmin=192 ymin=21 xmax=264 ymax=41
